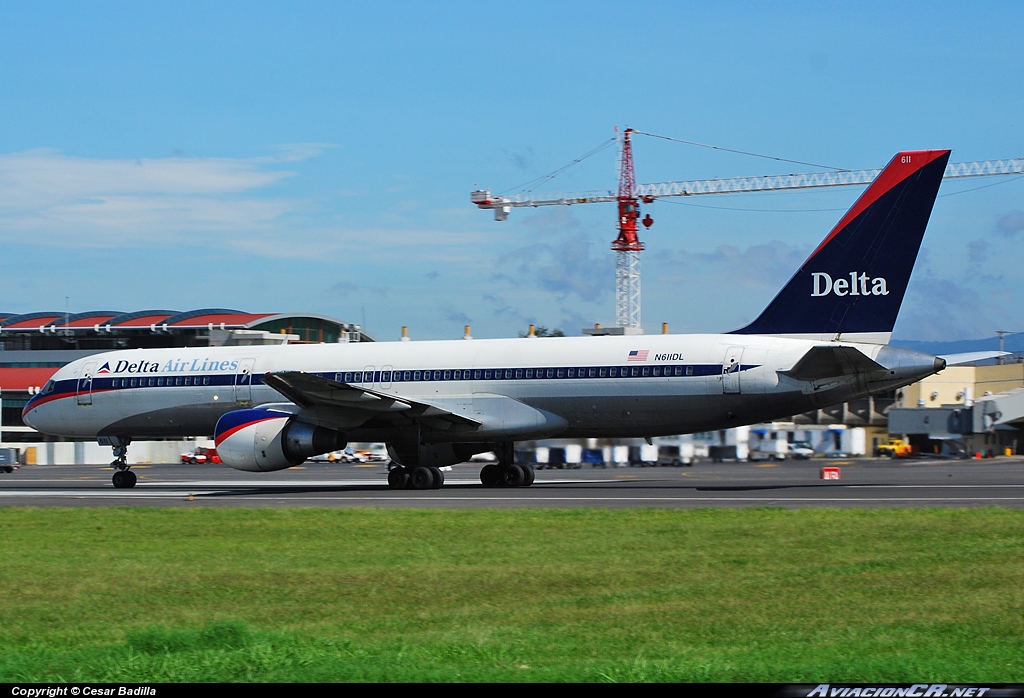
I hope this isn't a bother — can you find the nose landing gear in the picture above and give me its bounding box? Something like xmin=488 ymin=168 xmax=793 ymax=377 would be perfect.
xmin=103 ymin=436 xmax=137 ymax=489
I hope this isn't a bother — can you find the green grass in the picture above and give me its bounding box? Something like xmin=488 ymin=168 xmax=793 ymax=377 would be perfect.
xmin=0 ymin=507 xmax=1021 ymax=681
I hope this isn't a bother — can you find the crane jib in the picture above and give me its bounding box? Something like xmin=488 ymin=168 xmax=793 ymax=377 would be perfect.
xmin=471 ymin=157 xmax=1024 ymax=209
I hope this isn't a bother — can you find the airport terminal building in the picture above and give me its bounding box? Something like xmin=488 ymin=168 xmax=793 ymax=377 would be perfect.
xmin=0 ymin=309 xmax=370 ymax=443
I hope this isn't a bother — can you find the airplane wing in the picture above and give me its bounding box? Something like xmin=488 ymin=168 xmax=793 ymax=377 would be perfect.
xmin=782 ymin=345 xmax=886 ymax=382
xmin=262 ymin=371 xmax=482 ymax=431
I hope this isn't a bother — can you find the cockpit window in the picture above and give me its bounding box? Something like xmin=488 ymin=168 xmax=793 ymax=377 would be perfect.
xmin=43 ymin=380 xmax=55 ymax=394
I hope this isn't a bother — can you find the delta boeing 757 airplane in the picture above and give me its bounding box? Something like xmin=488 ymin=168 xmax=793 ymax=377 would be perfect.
xmin=24 ymin=149 xmax=973 ymax=489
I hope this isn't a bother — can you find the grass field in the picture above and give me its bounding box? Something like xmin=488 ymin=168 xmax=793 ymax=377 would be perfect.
xmin=0 ymin=507 xmax=1021 ymax=682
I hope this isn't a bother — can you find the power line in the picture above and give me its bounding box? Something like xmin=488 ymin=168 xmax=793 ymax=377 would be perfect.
xmin=500 ymin=138 xmax=616 ymax=196
xmin=631 ymin=130 xmax=846 ymax=171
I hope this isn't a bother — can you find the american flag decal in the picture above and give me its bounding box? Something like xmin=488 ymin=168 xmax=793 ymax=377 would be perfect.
xmin=628 ymin=350 xmax=649 ymax=362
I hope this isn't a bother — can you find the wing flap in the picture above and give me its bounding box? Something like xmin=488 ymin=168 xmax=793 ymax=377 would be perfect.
xmin=264 ymin=372 xmax=412 ymax=411
xmin=262 ymin=371 xmax=481 ymax=429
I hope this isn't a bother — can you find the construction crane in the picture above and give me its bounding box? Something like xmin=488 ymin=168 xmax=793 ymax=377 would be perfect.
xmin=471 ymin=134 xmax=1024 ymax=334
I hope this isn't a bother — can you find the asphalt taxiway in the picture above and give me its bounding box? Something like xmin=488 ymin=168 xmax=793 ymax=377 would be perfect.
xmin=2 ymin=457 xmax=1024 ymax=508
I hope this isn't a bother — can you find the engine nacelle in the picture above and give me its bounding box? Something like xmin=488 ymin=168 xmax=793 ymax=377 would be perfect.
xmin=214 ymin=408 xmax=347 ymax=472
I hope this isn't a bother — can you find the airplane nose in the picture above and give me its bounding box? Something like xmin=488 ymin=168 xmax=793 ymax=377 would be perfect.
xmin=22 ymin=397 xmax=40 ymax=428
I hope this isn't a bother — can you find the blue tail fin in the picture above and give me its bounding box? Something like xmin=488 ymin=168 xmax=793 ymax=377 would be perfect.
xmin=730 ymin=149 xmax=950 ymax=344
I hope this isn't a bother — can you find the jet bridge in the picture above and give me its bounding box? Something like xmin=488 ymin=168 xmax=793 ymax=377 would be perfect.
xmin=888 ymin=387 xmax=1024 ymax=438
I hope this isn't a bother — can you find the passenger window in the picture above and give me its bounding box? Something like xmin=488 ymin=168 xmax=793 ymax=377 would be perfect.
xmin=526 ymin=369 xmax=533 ymax=378
xmin=382 ymin=371 xmax=391 ymax=382
xmin=516 ymin=369 xmax=523 ymax=379
xmin=443 ymin=370 xmax=451 ymax=380
xmin=686 ymin=366 xmax=694 ymax=376
xmin=642 ymin=367 xmax=650 ymax=376
xmin=413 ymin=371 xmax=421 ymax=381
xmin=609 ymin=367 xmax=617 ymax=377
xmin=434 ymin=370 xmax=441 ymax=381
xmin=588 ymin=368 xmax=596 ymax=377
xmin=557 ymin=369 xmax=564 ymax=378
xmin=546 ymin=368 xmax=554 ymax=378
xmin=599 ymin=368 xmax=607 ymax=377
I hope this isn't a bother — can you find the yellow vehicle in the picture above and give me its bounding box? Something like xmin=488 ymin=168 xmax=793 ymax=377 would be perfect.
xmin=875 ymin=439 xmax=914 ymax=458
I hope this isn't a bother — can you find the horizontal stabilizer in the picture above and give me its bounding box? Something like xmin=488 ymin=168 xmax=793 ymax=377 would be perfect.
xmin=939 ymin=351 xmax=1011 ymax=366
xmin=783 ymin=345 xmax=885 ymax=382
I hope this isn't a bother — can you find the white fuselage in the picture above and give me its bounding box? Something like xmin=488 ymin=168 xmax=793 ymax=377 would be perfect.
xmin=23 ymin=333 xmax=929 ymax=444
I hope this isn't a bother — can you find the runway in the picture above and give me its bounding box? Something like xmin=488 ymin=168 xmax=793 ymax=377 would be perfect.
xmin=3 ymin=456 xmax=1024 ymax=508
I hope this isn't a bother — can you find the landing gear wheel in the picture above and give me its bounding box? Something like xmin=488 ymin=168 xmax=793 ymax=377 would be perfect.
xmin=112 ymin=470 xmax=136 ymax=489
xmin=480 ymin=463 xmax=500 ymax=487
xmin=411 ymin=466 xmax=435 ymax=490
xmin=520 ymin=463 xmax=535 ymax=487
xmin=501 ymin=463 xmax=525 ymax=487
xmin=388 ymin=467 xmax=410 ymax=489
xmin=429 ymin=467 xmax=444 ymax=489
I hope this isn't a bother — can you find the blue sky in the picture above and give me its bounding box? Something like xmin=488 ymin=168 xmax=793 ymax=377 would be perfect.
xmin=1 ymin=2 xmax=1022 ymax=341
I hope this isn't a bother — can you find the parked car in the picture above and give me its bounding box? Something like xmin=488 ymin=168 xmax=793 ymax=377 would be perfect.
xmin=875 ymin=439 xmax=914 ymax=458
xmin=787 ymin=441 xmax=815 ymax=459
xmin=180 ymin=447 xmax=221 ymax=464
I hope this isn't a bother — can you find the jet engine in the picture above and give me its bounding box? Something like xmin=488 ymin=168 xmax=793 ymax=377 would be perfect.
xmin=214 ymin=408 xmax=346 ymax=472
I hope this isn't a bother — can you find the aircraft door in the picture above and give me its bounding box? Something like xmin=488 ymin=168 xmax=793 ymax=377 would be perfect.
xmin=380 ymin=364 xmax=393 ymax=389
xmin=722 ymin=347 xmax=743 ymax=394
xmin=234 ymin=358 xmax=256 ymax=404
xmin=76 ymin=362 xmax=98 ymax=406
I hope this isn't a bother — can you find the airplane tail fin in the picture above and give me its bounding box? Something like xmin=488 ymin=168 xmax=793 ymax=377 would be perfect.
xmin=730 ymin=149 xmax=951 ymax=344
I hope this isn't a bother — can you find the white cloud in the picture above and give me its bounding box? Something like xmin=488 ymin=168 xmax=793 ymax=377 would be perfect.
xmin=0 ymin=148 xmax=300 ymax=246
xmin=996 ymin=210 xmax=1024 ymax=238
xmin=896 ymin=277 xmax=998 ymax=341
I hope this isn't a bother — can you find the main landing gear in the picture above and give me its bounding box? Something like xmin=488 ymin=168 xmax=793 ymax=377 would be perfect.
xmin=479 ymin=442 xmax=535 ymax=488
xmin=107 ymin=436 xmax=137 ymax=489
xmin=387 ymin=465 xmax=445 ymax=490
